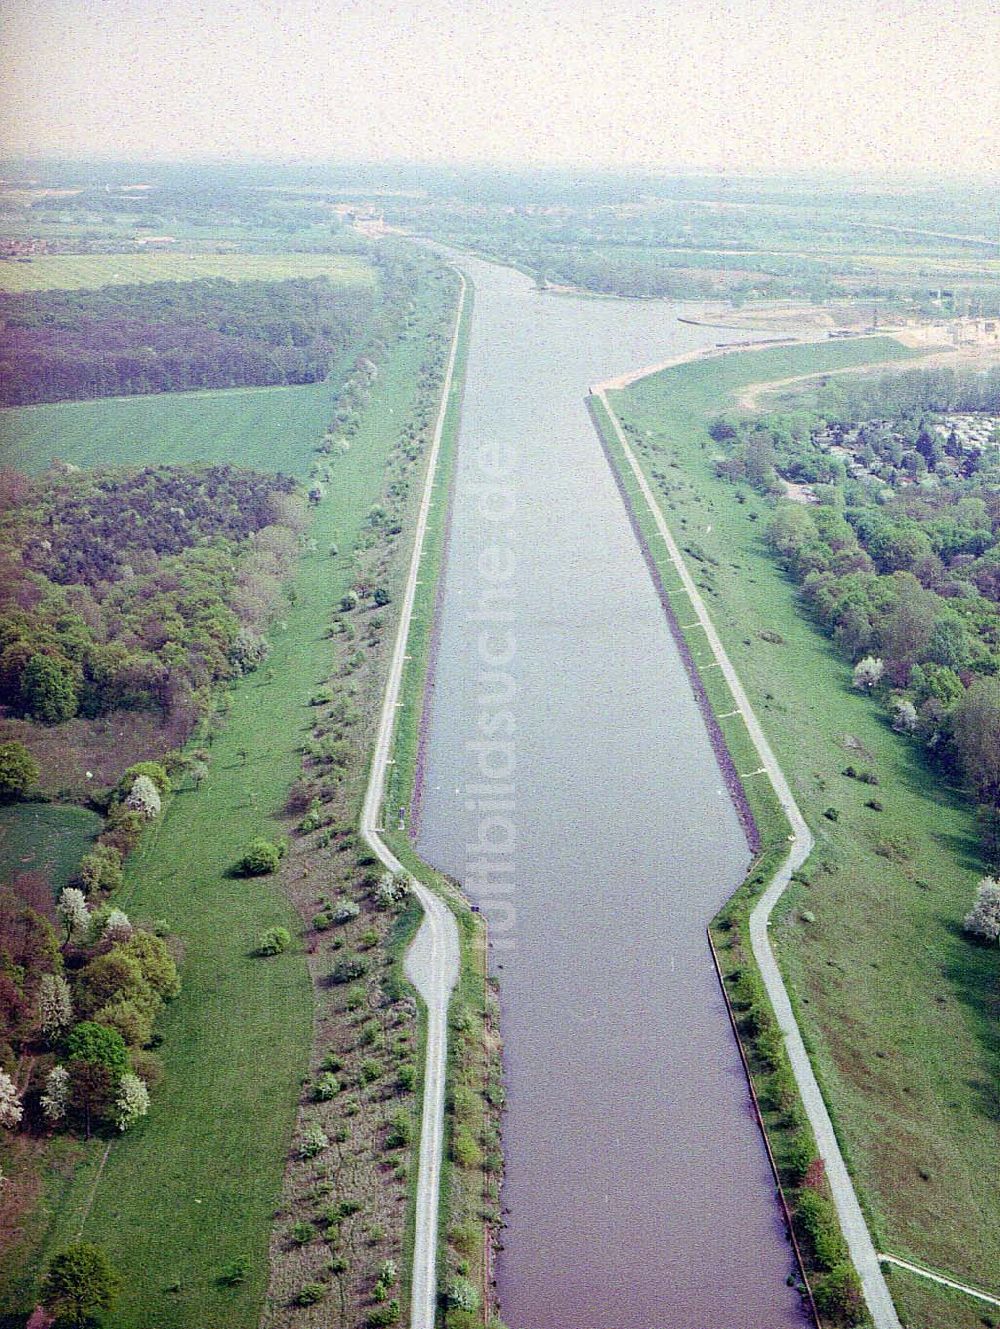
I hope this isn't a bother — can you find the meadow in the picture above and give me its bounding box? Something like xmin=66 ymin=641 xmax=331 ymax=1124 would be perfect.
xmin=0 ymin=275 xmax=456 ymax=1327
xmin=0 ymin=252 xmax=372 ymax=293
xmin=610 ymin=339 xmax=1000 ymax=1328
xmin=0 ymin=381 xmax=332 ymax=478
xmin=0 ymin=803 xmax=102 ymax=897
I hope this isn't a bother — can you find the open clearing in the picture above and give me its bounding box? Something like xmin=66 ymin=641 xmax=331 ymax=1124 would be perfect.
xmin=0 ymin=251 xmax=373 ymax=292
xmin=613 ymin=338 xmax=1000 ymax=1329
xmin=0 ymin=803 xmax=101 ymax=898
xmin=0 ymin=381 xmax=332 ymax=477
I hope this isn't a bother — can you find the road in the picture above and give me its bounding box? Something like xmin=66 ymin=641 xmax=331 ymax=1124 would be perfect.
xmin=360 ymin=270 xmax=465 ymax=1329
xmin=594 ymin=381 xmax=903 ymax=1329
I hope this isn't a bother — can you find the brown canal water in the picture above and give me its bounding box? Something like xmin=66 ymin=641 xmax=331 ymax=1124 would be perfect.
xmin=414 ymin=254 xmax=811 ymax=1329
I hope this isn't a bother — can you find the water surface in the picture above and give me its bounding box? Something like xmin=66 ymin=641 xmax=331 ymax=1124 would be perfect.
xmin=416 ymin=255 xmax=809 ymax=1329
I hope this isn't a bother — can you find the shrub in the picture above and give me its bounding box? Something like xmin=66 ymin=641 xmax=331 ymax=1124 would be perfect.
xmin=294 ymin=1282 xmax=326 ymax=1306
xmin=314 ymin=1072 xmax=339 ymax=1101
xmin=126 ymin=775 xmax=162 ymax=820
xmin=964 ymin=876 xmax=1000 ymax=944
xmin=385 ymin=1111 xmax=411 ymax=1148
xmin=368 ymin=1301 xmax=400 ymax=1327
xmin=784 ymin=1131 xmax=816 ymax=1184
xmin=331 ymin=954 xmax=367 ymax=984
xmin=313 ymin=911 xmax=333 ymax=931
xmin=218 ymin=1255 xmax=249 ymax=1287
xmin=115 ymin=1072 xmax=150 ymax=1131
xmin=41 ymin=1243 xmax=121 ymax=1324
xmin=238 ymin=838 xmax=282 ymax=876
xmin=119 ymin=761 xmax=171 ymax=797
xmin=299 ymin=1123 xmax=329 ymax=1158
xmin=795 ymin=1188 xmax=848 ymax=1270
xmin=332 ymin=898 xmax=361 ymax=924
xmin=812 ymin=1262 xmax=864 ymax=1322
xmin=0 ymin=740 xmax=38 ymax=800
xmin=452 ymin=1125 xmax=482 ymax=1169
xmin=291 ymin=1221 xmax=315 ymax=1245
xmin=446 ymin=1277 xmax=480 ymax=1313
xmin=256 ymin=926 xmax=292 ymax=956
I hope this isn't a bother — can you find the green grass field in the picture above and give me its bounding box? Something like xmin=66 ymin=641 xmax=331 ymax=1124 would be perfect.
xmin=611 ymin=339 xmax=1000 ymax=1328
xmin=0 ymin=803 xmax=101 ymax=897
xmin=1 ymin=279 xmax=456 ymax=1327
xmin=0 ymin=381 xmax=333 ymax=478
xmin=0 ymin=252 xmax=373 ymax=293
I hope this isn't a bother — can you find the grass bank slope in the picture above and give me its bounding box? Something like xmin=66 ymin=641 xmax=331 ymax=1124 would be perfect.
xmin=3 ymin=280 xmax=452 ymax=1328
xmin=610 ymin=339 xmax=999 ymax=1328
xmin=0 ymin=381 xmax=331 ymax=478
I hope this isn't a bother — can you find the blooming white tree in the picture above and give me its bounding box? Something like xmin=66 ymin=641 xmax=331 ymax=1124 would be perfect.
xmin=891 ymin=698 xmax=919 ymax=734
xmin=56 ymin=887 xmax=90 ymax=946
xmin=853 ymin=656 xmax=885 ymax=691
xmin=41 ymin=1065 xmax=71 ymax=1123
xmin=115 ymin=1073 xmax=150 ymax=1132
xmin=126 ymin=775 xmax=161 ymax=820
xmin=964 ymin=876 xmax=1000 ymax=944
xmin=0 ymin=1069 xmax=23 ymax=1128
xmin=102 ymin=909 xmax=133 ymax=945
xmin=38 ymin=973 xmax=73 ymax=1038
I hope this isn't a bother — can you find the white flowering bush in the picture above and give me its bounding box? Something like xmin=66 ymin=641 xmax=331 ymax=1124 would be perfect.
xmin=102 ymin=909 xmax=133 ymax=945
xmin=38 ymin=973 xmax=73 ymax=1038
xmin=41 ymin=1065 xmax=70 ymax=1123
xmin=126 ymin=774 xmax=161 ymax=820
xmin=115 ymin=1073 xmax=150 ymax=1131
xmin=0 ymin=1069 xmax=23 ymax=1128
xmin=852 ymin=656 xmax=884 ymax=691
xmin=964 ymin=876 xmax=1000 ymax=944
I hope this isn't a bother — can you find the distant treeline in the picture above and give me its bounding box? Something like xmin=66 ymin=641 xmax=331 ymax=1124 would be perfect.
xmin=0 ymin=276 xmax=373 ymax=405
xmin=0 ymin=463 xmax=305 ymax=729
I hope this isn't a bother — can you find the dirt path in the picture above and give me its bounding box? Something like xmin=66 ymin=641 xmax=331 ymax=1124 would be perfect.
xmin=593 ymin=383 xmax=903 ymax=1329
xmin=359 ymin=273 xmax=466 ymax=1329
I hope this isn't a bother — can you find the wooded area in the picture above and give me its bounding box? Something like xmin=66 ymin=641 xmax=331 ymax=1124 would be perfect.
xmin=0 ymin=276 xmax=373 ymax=405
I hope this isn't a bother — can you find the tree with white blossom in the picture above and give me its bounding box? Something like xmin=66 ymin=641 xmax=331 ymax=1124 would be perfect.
xmin=41 ymin=1065 xmax=71 ymax=1123
xmin=852 ymin=656 xmax=884 ymax=691
xmin=38 ymin=973 xmax=73 ymax=1039
xmin=0 ymin=1069 xmax=23 ymax=1128
xmin=964 ymin=876 xmax=1000 ymax=944
xmin=57 ymin=888 xmax=90 ymax=947
xmin=126 ymin=775 xmax=161 ymax=820
xmin=115 ymin=1073 xmax=150 ymax=1131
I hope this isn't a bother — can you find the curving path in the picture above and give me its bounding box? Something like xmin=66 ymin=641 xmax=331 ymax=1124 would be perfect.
xmin=593 ymin=381 xmax=903 ymax=1329
xmin=360 ymin=271 xmax=466 ymax=1329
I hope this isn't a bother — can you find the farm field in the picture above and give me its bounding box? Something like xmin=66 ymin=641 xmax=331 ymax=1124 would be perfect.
xmin=612 ymin=339 xmax=1000 ymax=1329
xmin=0 ymin=803 xmax=101 ymax=898
xmin=0 ymin=251 xmax=373 ymax=292
xmin=0 ymin=277 xmax=456 ymax=1326
xmin=0 ymin=381 xmax=332 ymax=477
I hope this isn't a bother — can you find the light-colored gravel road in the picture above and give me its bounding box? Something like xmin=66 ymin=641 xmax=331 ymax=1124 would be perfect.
xmin=360 ymin=271 xmax=466 ymax=1329
xmin=594 ymin=381 xmax=903 ymax=1329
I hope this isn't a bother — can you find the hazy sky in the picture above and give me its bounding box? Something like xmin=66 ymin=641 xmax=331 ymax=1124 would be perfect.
xmin=1 ymin=0 xmax=998 ymax=174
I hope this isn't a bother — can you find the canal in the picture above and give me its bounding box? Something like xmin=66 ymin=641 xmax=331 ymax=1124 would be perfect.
xmin=415 ymin=254 xmax=809 ymax=1329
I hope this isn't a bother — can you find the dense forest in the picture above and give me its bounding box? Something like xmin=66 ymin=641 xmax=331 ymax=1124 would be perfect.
xmin=0 ymin=276 xmax=373 ymax=405
xmin=714 ymin=368 xmax=1000 ymax=858
xmin=0 ymin=463 xmax=305 ymax=731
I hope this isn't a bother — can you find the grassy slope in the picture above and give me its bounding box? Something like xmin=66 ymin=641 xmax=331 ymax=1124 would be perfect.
xmin=0 ymin=381 xmax=333 ymax=479
xmin=0 ymin=804 xmax=102 ymax=896
xmin=0 ymin=253 xmax=372 ymax=293
xmin=378 ymin=281 xmax=503 ymax=1312
xmin=610 ymin=340 xmax=1000 ymax=1327
xmin=3 ymin=284 xmax=448 ymax=1328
